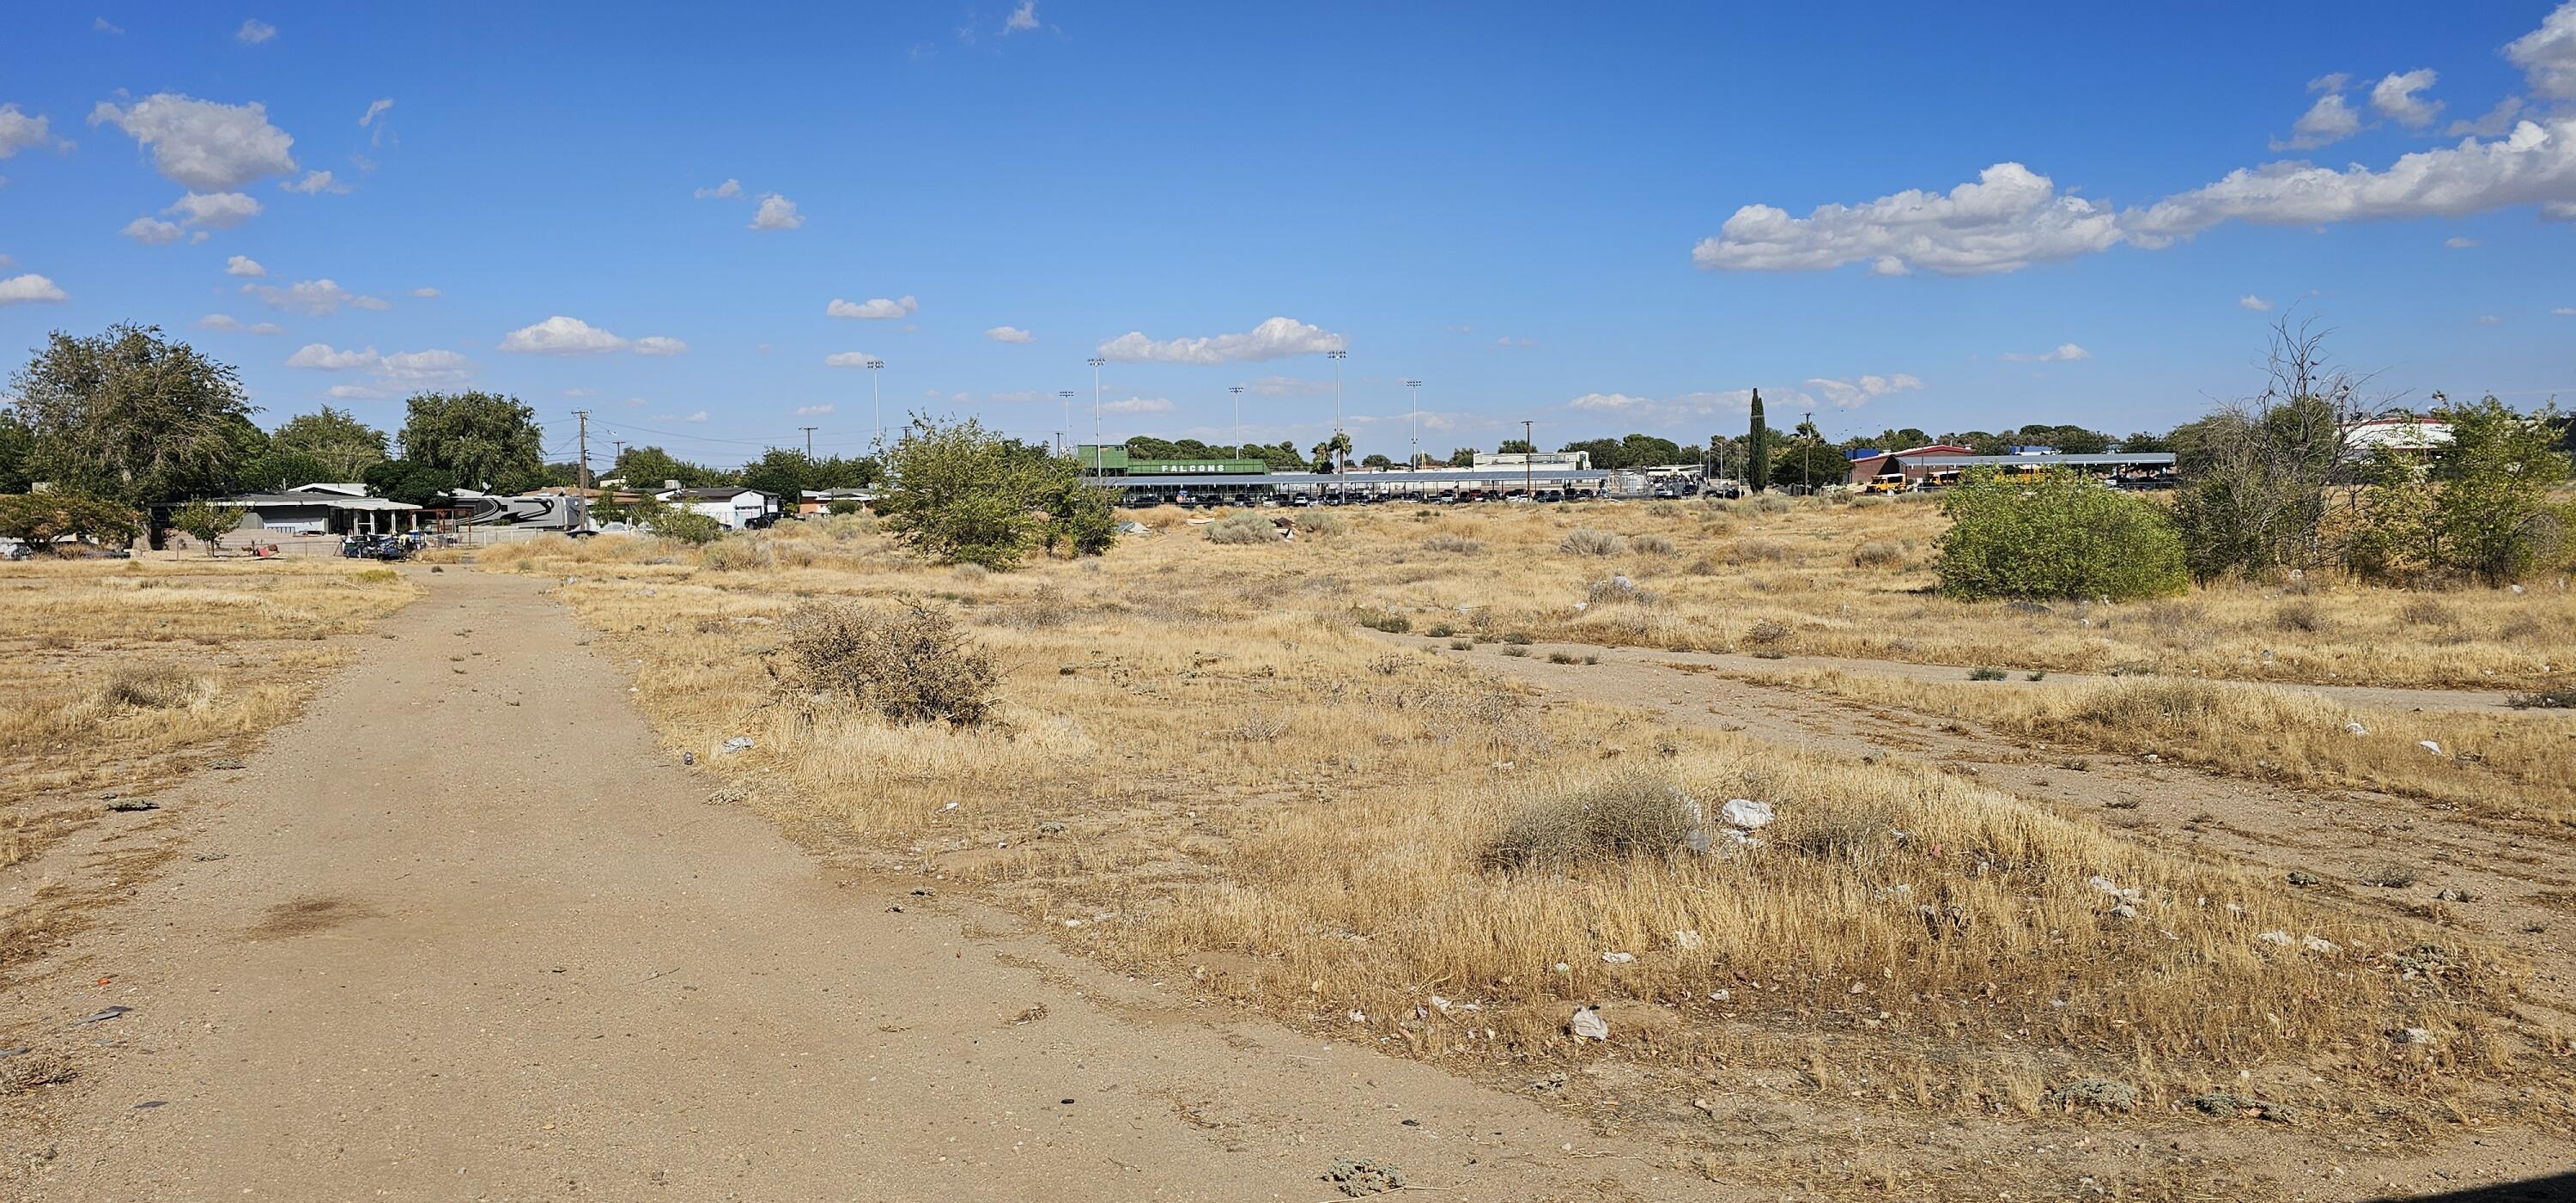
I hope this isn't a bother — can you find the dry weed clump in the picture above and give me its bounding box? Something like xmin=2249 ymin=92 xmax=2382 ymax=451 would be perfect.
xmin=780 ymin=598 xmax=999 ymax=727
xmin=1485 ymin=769 xmax=1695 ymax=869
xmin=1558 ymin=527 xmax=1625 ymax=556
xmin=1630 ymin=532 xmax=1677 ymax=556
xmin=1850 ymin=540 xmax=1905 ymax=569
xmin=1206 ymin=512 xmax=1279 ymax=544
xmin=1423 ymin=533 xmax=1485 ymax=555
xmin=98 ymin=663 xmax=214 ymax=710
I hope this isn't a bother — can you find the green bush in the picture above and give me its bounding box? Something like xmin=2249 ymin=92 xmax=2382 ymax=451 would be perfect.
xmin=1935 ymin=469 xmax=2186 ymax=602
xmin=878 ymin=416 xmax=1117 ymax=570
xmin=644 ymin=507 xmax=725 ymax=545
xmin=826 ymin=498 xmax=863 ymax=516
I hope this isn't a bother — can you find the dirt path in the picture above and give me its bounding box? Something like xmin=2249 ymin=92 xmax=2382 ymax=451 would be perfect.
xmin=3 ymin=571 xmax=1700 ymax=1202
xmin=1396 ymin=632 xmax=2576 ymax=1023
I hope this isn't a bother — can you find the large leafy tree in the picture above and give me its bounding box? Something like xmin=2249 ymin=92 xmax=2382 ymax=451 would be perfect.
xmin=270 ymin=406 xmax=390 ymax=480
xmin=611 ymin=445 xmax=723 ymax=489
xmin=2425 ymin=397 xmax=2573 ymax=583
xmin=398 ymin=391 xmax=546 ymax=492
xmin=1746 ymin=390 xmax=1769 ymax=492
xmin=1935 ymin=467 xmax=2187 ymax=601
xmin=9 ymin=323 xmax=257 ymax=507
xmin=881 ymin=416 xmax=1117 ymax=569
xmin=0 ymin=412 xmax=32 ymax=493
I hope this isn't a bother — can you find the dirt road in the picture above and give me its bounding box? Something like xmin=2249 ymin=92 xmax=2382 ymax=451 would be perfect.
xmin=8 ymin=571 xmax=1692 ymax=1201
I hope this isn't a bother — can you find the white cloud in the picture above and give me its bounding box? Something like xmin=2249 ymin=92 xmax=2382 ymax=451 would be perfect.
xmin=94 ymin=17 xmax=122 ymax=34
xmin=1803 ymin=374 xmax=1925 ymax=410
xmin=824 ymin=351 xmax=881 ymax=368
xmin=632 ymin=336 xmax=689 ymax=355
xmin=987 ymin=390 xmax=1043 ymax=403
xmin=694 ymin=178 xmax=742 ymax=200
xmin=1096 ymin=316 xmax=1348 ymax=364
xmin=196 ymin=314 xmax=283 ymax=334
xmin=2507 ymin=2 xmax=2576 ymax=99
xmin=1005 ymin=2 xmax=1041 ymax=33
xmin=90 ymin=94 xmax=296 ymax=191
xmin=1691 ymin=162 xmax=2124 ymax=276
xmin=2272 ymin=92 xmax=2361 ymax=152
xmin=795 ymin=403 xmax=835 ymax=416
xmin=2477 ymin=314 xmax=2502 ymax=325
xmin=1244 ymin=375 xmax=1332 ymax=397
xmin=243 ymin=278 xmax=390 ymax=315
xmin=828 ymin=295 xmax=917 ymax=319
xmin=0 ymin=273 xmax=67 ymax=305
xmin=499 ymin=316 xmax=629 ymax=355
xmin=563 ymin=387 xmax=595 ymax=398
xmin=325 ymin=384 xmax=386 ymax=400
xmin=2554 ymin=307 xmax=2576 ymax=315
xmin=1102 ymin=397 xmax=1173 ymax=414
xmin=225 ymin=254 xmax=265 ymax=276
xmin=2444 ymin=235 xmax=2480 ymax=248
xmin=985 ymin=325 xmax=1035 ymax=343
xmin=281 ymin=169 xmax=347 ymax=195
xmin=2369 ymin=70 xmax=2445 ymax=129
xmin=0 ymin=104 xmax=69 ymax=158
xmin=1493 ymin=336 xmax=1536 ymax=348
xmin=2123 ymin=117 xmax=2576 ymax=244
xmin=411 ymin=286 xmax=439 ymax=298
xmin=750 ymin=193 xmax=803 ymax=230
xmin=650 ymin=411 xmax=710 ymax=423
xmin=380 ymin=349 xmax=470 ymax=381
xmin=121 ymin=216 xmax=183 ymax=244
xmin=284 ymin=343 xmax=380 ymax=370
xmin=235 ymin=19 xmax=276 ymax=45
xmin=165 ymin=190 xmax=261 ymax=228
xmin=2446 ymin=97 xmax=2527 ymax=139
xmin=1997 ymin=342 xmax=2093 ymax=363
xmin=2239 ymin=295 xmax=2273 ymax=311
xmin=1568 ymin=392 xmax=1656 ymax=411
xmin=360 ymin=99 xmax=394 ymax=128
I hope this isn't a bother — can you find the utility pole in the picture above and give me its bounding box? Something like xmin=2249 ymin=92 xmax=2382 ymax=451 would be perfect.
xmin=572 ymin=410 xmax=591 ymax=490
xmin=1229 ymin=386 xmax=1244 ymax=448
xmin=799 ymin=426 xmax=817 ymax=457
xmin=1522 ymin=419 xmax=1534 ymax=499
xmin=1802 ymin=410 xmax=1815 ymax=493
xmin=1057 ymin=392 xmax=1076 ymax=455
xmin=1086 ymin=356 xmax=1106 ymax=473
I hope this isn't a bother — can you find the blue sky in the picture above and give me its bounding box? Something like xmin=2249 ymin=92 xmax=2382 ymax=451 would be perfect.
xmin=3 ymin=2 xmax=2573 ymax=466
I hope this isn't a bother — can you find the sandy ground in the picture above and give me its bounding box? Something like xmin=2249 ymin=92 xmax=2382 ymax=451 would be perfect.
xmin=3 ymin=570 xmax=1704 ymax=1202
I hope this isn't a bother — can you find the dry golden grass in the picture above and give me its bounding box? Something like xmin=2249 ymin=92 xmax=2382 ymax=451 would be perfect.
xmin=0 ymin=557 xmax=423 ymax=871
xmin=1731 ymin=667 xmax=2576 ymax=828
xmin=1199 ymin=492 xmax=2566 ymax=691
xmin=474 ymin=514 xmax=2570 ymax=1128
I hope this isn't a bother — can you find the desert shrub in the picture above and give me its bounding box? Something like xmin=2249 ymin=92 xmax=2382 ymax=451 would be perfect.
xmin=1742 ymin=617 xmax=1791 ymax=648
xmin=2069 ymin=679 xmax=2227 ymax=728
xmin=826 ymin=499 xmax=864 ymax=516
xmin=1426 ymin=623 xmax=1456 ymax=638
xmin=1850 ymin=540 xmax=1904 ymax=568
xmin=1423 ymin=533 xmax=1485 ymax=555
xmin=2357 ymin=862 xmax=2421 ymax=889
xmin=1585 ymin=577 xmax=1649 ymax=605
xmin=1486 ymin=770 xmax=1694 ymax=869
xmin=1850 ymin=495 xmax=1888 ymax=509
xmin=701 ymin=538 xmax=767 ymax=570
xmin=780 ymin=597 xmax=998 ymax=726
xmin=2506 ymin=687 xmax=2574 ymax=709
xmin=1682 ymin=556 xmax=1721 ymax=576
xmin=995 ymin=586 xmax=1077 ymax=629
xmin=1630 ymin=532 xmax=1676 ymax=556
xmin=351 ymin=568 xmax=399 ymax=585
xmin=1499 ymin=632 xmax=1534 ymax=645
xmin=1355 ymin=611 xmax=1412 ymax=634
xmin=644 ymin=507 xmax=725 ymax=545
xmin=1968 ymin=666 xmax=2007 ymax=681
xmin=1300 ymin=513 xmax=1347 ymax=536
xmin=1206 ymin=512 xmax=1278 ymax=544
xmin=1751 ymin=495 xmax=1791 ymax=514
xmin=1728 ymin=539 xmax=1791 ymax=564
xmin=99 ymin=663 xmax=210 ymax=709
xmin=1558 ymin=527 xmax=1625 ymax=556
xmin=1772 ymin=793 xmax=1904 ymax=865
xmin=1935 ymin=468 xmax=2186 ymax=601
xmin=2275 ymin=598 xmax=2328 ymax=633
xmin=2398 ymin=597 xmax=2458 ymax=628
xmin=1547 ymin=650 xmax=1581 ymax=664
xmin=952 ymin=562 xmax=990 ymax=582
xmin=879 ymin=416 xmax=1115 ymax=569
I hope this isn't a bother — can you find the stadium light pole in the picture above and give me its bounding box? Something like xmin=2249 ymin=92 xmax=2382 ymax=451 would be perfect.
xmin=1229 ymin=386 xmax=1245 ymax=447
xmin=1325 ymin=349 xmax=1346 ymax=436
xmin=1086 ymin=355 xmax=1107 ymax=473
xmin=1057 ymin=392 xmax=1076 ymax=454
xmin=865 ymin=358 xmax=885 ymax=452
xmin=1404 ymin=380 xmax=1422 ymax=468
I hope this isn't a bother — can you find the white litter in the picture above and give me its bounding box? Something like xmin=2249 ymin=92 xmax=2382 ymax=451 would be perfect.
xmin=1601 ymin=951 xmax=1636 ymax=964
xmin=1349 ymin=1010 xmax=1368 ymax=1024
xmin=1719 ymin=799 xmax=1775 ymax=829
xmin=1568 ymin=1006 xmax=1609 ymax=1042
xmin=2419 ymin=739 xmax=2443 ymax=756
xmin=1708 ymin=988 xmax=1732 ymax=1003
xmin=2302 ymin=935 xmax=2340 ymax=954
xmin=1552 ymin=962 xmax=1572 ymax=974
xmin=2345 ymin=722 xmax=2369 ymax=736
xmin=719 ymin=736 xmax=754 ymax=754
xmin=2257 ymin=930 xmax=2294 ymax=946
xmin=1671 ymin=929 xmax=1704 ymax=951
xmin=942 ymin=801 xmax=959 ymax=811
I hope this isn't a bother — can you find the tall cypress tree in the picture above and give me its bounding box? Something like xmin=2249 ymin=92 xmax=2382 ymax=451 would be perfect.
xmin=1747 ymin=388 xmax=1769 ymax=493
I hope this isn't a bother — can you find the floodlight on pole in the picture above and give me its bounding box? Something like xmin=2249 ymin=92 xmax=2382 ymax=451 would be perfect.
xmin=1057 ymin=392 xmax=1075 ymax=454
xmin=1325 ymin=349 xmax=1347 ymax=435
xmin=865 ymin=358 xmax=885 ymax=451
xmin=1086 ymin=355 xmax=1106 ymax=472
xmin=1229 ymin=386 xmax=1245 ymax=447
xmin=1403 ymin=380 xmax=1421 ymax=468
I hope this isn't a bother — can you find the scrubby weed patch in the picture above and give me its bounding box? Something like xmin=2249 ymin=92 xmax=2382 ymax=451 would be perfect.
xmin=483 ymin=510 xmax=2561 ymax=1134
xmin=0 ymin=556 xmax=420 ymax=872
xmin=1747 ymin=667 xmax=2576 ymax=828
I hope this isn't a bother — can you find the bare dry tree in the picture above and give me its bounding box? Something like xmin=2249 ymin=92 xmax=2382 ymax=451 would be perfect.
xmin=2172 ymin=314 xmax=2386 ymax=580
